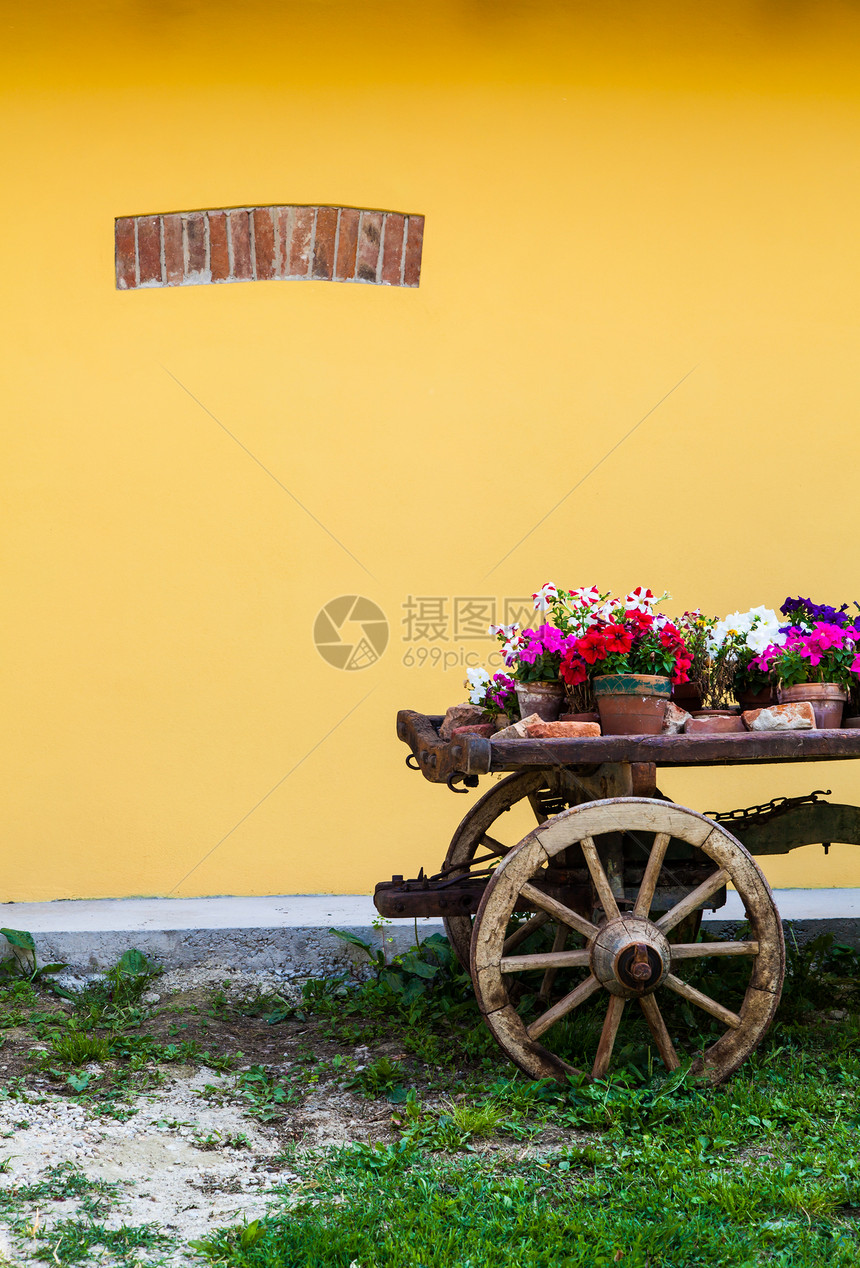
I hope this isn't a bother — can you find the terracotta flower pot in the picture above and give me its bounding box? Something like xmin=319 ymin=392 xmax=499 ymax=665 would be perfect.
xmin=514 ymin=680 xmax=565 ymax=722
xmin=736 ymin=685 xmax=777 ymax=711
xmin=593 ymin=674 xmax=671 ymax=736
xmin=778 ymin=682 xmax=847 ymax=730
xmin=672 ymin=682 xmax=703 ymax=714
xmin=843 ymin=716 xmax=860 ymax=729
xmin=560 ymin=712 xmax=601 ymax=725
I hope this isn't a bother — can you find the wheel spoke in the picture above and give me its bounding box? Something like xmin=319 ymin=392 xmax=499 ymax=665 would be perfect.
xmin=592 ymin=995 xmax=626 ymax=1078
xmin=663 ymin=972 xmax=741 ymax=1029
xmin=480 ymin=834 xmax=510 ymax=858
xmin=503 ymin=910 xmax=550 ymax=955
xmin=539 ymin=924 xmax=568 ymax=999
xmin=527 ymin=974 xmax=601 ymax=1040
xmin=633 ymin=832 xmax=671 ymax=917
xmin=519 ymin=882 xmax=599 ymax=940
xmin=638 ymin=994 xmax=680 ymax=1071
xmin=501 ymin=948 xmax=591 ymax=973
xmin=655 ymin=868 xmax=731 ymax=936
xmin=579 ymin=835 xmax=620 ymax=920
xmin=671 ymin=941 xmax=759 ymax=961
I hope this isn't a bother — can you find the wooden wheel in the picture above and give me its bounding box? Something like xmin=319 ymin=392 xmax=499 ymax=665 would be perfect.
xmin=470 ymin=797 xmax=785 ymax=1085
xmin=442 ymin=770 xmax=591 ymax=969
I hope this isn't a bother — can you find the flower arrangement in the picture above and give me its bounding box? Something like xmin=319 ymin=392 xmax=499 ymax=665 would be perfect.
xmin=708 ymin=607 xmax=787 ymax=700
xmin=465 ymin=667 xmax=518 ymax=718
xmin=559 ymin=592 xmax=691 ymax=689
xmin=457 ymin=585 xmax=860 ymax=728
xmin=741 ymin=596 xmax=860 ymax=695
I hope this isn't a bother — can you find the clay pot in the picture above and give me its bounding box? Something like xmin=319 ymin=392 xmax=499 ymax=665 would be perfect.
xmin=671 ymin=682 xmax=703 ymax=714
xmin=843 ymin=716 xmax=860 ymax=729
xmin=736 ymin=685 xmax=777 ymax=711
xmin=560 ymin=712 xmax=600 ymax=724
xmin=593 ymin=674 xmax=672 ymax=736
xmin=514 ymin=680 xmax=565 ymax=722
xmin=778 ymin=683 xmax=847 ymax=729
xmin=685 ymin=714 xmax=746 ymax=735
xmin=692 ymin=708 xmax=740 ymax=717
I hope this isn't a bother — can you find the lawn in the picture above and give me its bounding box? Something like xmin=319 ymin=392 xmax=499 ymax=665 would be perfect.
xmin=0 ymin=929 xmax=855 ymax=1266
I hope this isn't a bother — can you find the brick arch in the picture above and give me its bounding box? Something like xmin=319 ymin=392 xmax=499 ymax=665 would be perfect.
xmin=115 ymin=205 xmax=424 ymax=290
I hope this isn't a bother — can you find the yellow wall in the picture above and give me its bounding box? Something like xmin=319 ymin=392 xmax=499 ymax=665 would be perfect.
xmin=2 ymin=1 xmax=860 ymax=899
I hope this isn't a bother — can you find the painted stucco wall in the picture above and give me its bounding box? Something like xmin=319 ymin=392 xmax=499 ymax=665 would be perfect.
xmin=2 ymin=1 xmax=860 ymax=899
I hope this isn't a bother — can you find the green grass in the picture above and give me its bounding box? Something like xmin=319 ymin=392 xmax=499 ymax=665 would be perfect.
xmin=190 ymin=930 xmax=860 ymax=1268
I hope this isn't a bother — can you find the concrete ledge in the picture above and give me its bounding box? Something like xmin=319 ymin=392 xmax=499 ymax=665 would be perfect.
xmin=1 ymin=890 xmax=858 ymax=975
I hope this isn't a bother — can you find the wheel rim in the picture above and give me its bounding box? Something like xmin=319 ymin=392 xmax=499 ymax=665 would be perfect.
xmin=442 ymin=770 xmax=589 ymax=968
xmin=470 ymin=797 xmax=785 ymax=1085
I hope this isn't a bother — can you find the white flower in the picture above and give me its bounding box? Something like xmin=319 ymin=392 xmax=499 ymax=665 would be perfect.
xmin=465 ymin=666 xmax=491 ymax=704
xmin=532 ymin=583 xmax=558 ymax=614
xmin=489 ymin=622 xmax=520 ymax=638
xmin=569 ymin=586 xmax=602 ymax=607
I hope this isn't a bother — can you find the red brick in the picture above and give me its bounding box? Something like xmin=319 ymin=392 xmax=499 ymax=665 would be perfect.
xmin=356 ymin=212 xmax=383 ymax=283
xmin=288 ymin=207 xmax=315 ymax=278
xmin=380 ymin=213 xmax=405 ymax=285
xmin=115 ymin=217 xmax=136 ymax=289
xmin=162 ymin=214 xmax=183 ymax=285
xmin=334 ymin=208 xmax=359 ymax=280
xmin=312 ymin=206 xmax=338 ymax=280
xmin=137 ymin=215 xmax=162 ymax=285
xmin=208 ymin=211 xmax=230 ymax=281
xmin=228 ymin=209 xmax=253 ymax=280
xmin=403 ymin=214 xmax=424 ymax=287
xmin=274 ymin=206 xmax=291 ymax=278
xmin=252 ymin=207 xmax=276 ymax=281
xmin=184 ymin=213 xmax=208 ymax=280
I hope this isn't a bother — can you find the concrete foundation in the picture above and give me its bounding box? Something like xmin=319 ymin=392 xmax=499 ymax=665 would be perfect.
xmin=1 ymin=890 xmax=859 ymax=976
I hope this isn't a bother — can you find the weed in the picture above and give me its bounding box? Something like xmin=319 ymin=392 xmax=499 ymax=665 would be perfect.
xmin=48 ymin=1027 xmax=112 ymax=1067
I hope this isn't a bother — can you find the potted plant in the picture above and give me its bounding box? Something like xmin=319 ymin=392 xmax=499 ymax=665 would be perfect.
xmin=560 ymin=589 xmax=691 ymax=735
xmin=674 ymin=611 xmax=744 ymax=733
xmin=708 ymin=607 xmax=786 ymax=710
xmin=465 ymin=666 xmax=519 ymax=728
xmin=749 ymin=600 xmax=860 ymax=728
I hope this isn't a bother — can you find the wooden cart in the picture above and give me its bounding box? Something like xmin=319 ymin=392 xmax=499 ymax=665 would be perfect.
xmin=375 ymin=712 xmax=860 ymax=1084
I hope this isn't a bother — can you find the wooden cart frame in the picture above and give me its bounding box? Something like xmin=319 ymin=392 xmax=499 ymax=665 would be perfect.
xmin=375 ymin=711 xmax=860 ymax=1084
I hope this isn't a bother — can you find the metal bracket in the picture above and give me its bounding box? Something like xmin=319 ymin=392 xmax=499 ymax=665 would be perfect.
xmin=447 ymin=772 xmax=479 ymax=794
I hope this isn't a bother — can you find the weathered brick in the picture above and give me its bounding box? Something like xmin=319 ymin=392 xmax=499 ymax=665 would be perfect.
xmin=334 ymin=208 xmax=360 ymax=280
xmin=162 ymin=214 xmax=183 ymax=285
xmin=288 ymin=207 xmax=315 ymax=278
xmin=137 ymin=215 xmax=162 ymax=286
xmin=312 ymin=206 xmax=338 ymax=280
xmin=252 ymin=207 xmax=276 ymax=281
xmin=403 ymin=214 xmax=424 ymax=287
xmin=356 ymin=211 xmax=383 ymax=283
xmin=380 ymin=213 xmax=405 ymax=285
xmin=184 ymin=212 xmax=208 ymax=281
xmin=274 ymin=206 xmax=291 ymax=278
xmin=115 ymin=217 xmax=136 ymax=290
xmin=228 ymin=209 xmax=253 ymax=280
xmin=208 ymin=211 xmax=230 ymax=281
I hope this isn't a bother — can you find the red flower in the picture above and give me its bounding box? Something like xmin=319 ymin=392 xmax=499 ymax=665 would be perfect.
xmin=603 ymin=623 xmax=633 ymax=655
xmin=560 ymin=651 xmax=588 ymax=685
xmin=576 ymin=631 xmax=608 ymax=665
xmin=671 ymin=655 xmax=692 ymax=685
xmin=626 ymin=608 xmax=654 ymax=632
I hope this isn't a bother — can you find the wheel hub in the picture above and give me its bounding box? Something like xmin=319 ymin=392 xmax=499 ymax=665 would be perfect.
xmin=589 ymin=915 xmax=671 ymax=998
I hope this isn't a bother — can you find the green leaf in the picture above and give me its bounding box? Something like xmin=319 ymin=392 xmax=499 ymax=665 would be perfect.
xmin=0 ymin=929 xmax=35 ymax=952
xmin=67 ymin=1072 xmax=90 ymax=1093
xmin=116 ymin=948 xmax=150 ymax=976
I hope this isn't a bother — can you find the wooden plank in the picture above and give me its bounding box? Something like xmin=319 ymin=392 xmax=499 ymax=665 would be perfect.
xmin=472 ymin=729 xmax=860 ymax=771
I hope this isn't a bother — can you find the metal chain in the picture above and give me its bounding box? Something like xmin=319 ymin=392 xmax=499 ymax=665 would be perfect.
xmin=705 ymin=789 xmax=831 ymax=828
